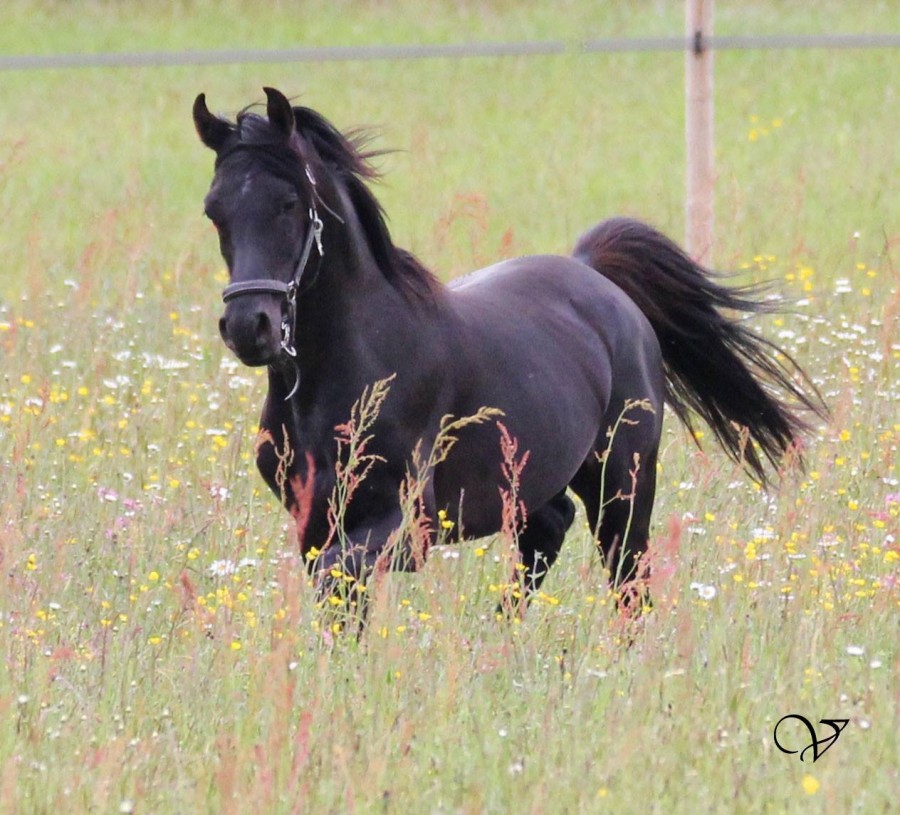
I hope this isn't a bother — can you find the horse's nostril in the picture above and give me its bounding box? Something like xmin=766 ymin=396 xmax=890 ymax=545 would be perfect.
xmin=218 ymin=316 xmax=229 ymax=341
xmin=254 ymin=311 xmax=272 ymax=340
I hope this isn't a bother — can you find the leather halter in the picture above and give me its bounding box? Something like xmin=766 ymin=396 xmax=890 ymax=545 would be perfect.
xmin=220 ymin=166 xmax=325 ymax=399
xmin=220 ymin=165 xmax=324 ymax=361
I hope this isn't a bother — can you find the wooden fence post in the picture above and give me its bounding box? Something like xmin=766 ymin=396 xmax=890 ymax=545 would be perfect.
xmin=685 ymin=0 xmax=715 ymax=261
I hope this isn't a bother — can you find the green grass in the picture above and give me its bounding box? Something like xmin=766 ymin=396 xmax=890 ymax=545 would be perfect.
xmin=1 ymin=2 xmax=898 ymax=812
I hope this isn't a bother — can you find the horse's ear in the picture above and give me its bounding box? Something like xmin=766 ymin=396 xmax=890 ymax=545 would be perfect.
xmin=263 ymin=87 xmax=296 ymax=139
xmin=193 ymin=93 xmax=232 ymax=151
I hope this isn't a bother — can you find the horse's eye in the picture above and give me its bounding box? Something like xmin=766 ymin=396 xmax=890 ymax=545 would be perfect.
xmin=281 ymin=198 xmax=299 ymax=214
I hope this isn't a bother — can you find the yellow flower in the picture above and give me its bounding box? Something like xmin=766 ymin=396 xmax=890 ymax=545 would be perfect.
xmin=437 ymin=509 xmax=454 ymax=530
xmin=801 ymin=774 xmax=820 ymax=795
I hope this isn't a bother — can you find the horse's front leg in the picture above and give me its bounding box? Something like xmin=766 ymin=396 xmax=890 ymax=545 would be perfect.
xmin=314 ymin=496 xmax=437 ymax=627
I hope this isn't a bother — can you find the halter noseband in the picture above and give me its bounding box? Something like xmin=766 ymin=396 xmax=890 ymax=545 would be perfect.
xmin=221 ymin=165 xmax=325 ymax=365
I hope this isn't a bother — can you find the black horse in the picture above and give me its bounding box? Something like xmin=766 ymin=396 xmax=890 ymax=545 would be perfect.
xmin=193 ymin=87 xmax=824 ymax=610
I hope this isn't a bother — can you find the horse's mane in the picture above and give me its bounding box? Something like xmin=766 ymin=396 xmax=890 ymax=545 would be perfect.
xmin=216 ymin=105 xmax=439 ymax=304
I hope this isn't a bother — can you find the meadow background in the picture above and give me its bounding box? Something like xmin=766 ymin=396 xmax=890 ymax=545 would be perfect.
xmin=1 ymin=1 xmax=897 ymax=812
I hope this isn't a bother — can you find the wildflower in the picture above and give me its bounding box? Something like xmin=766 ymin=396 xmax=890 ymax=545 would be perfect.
xmin=437 ymin=509 xmax=454 ymax=530
xmin=690 ymin=582 xmax=717 ymax=600
xmin=801 ymin=775 xmax=820 ymax=795
xmin=845 ymin=645 xmax=865 ymax=657
xmin=208 ymin=559 xmax=236 ymax=577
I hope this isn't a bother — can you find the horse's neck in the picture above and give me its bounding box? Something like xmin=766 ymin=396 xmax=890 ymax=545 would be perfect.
xmin=292 ymin=212 xmax=410 ymax=370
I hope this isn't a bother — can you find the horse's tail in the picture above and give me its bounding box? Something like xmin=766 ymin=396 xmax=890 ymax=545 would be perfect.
xmin=572 ymin=217 xmax=827 ymax=484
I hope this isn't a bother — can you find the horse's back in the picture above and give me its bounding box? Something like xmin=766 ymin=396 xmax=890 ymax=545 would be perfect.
xmin=447 ymin=253 xmax=663 ymax=393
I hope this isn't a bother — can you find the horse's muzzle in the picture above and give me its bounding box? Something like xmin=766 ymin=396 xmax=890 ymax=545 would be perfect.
xmin=219 ymin=298 xmax=283 ymax=366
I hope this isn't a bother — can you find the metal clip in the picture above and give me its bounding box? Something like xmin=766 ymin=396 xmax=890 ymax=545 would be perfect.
xmin=280 ymin=321 xmax=295 ymax=357
xmin=310 ymin=209 xmax=324 ymax=257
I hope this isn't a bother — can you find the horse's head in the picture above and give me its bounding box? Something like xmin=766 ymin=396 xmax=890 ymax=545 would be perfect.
xmin=194 ymin=87 xmax=321 ymax=367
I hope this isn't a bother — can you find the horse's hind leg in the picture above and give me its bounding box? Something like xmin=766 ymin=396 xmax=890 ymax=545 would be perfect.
xmin=570 ymin=417 xmax=660 ymax=600
xmin=498 ymin=489 xmax=576 ymax=615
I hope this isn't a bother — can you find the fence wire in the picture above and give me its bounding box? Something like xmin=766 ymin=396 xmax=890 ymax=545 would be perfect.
xmin=2 ymin=33 xmax=900 ymax=72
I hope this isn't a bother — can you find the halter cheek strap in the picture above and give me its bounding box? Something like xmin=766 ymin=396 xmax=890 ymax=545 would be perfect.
xmin=273 ymin=205 xmax=323 ymax=361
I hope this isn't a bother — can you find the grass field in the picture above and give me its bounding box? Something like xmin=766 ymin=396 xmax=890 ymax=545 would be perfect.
xmin=1 ymin=2 xmax=898 ymax=812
